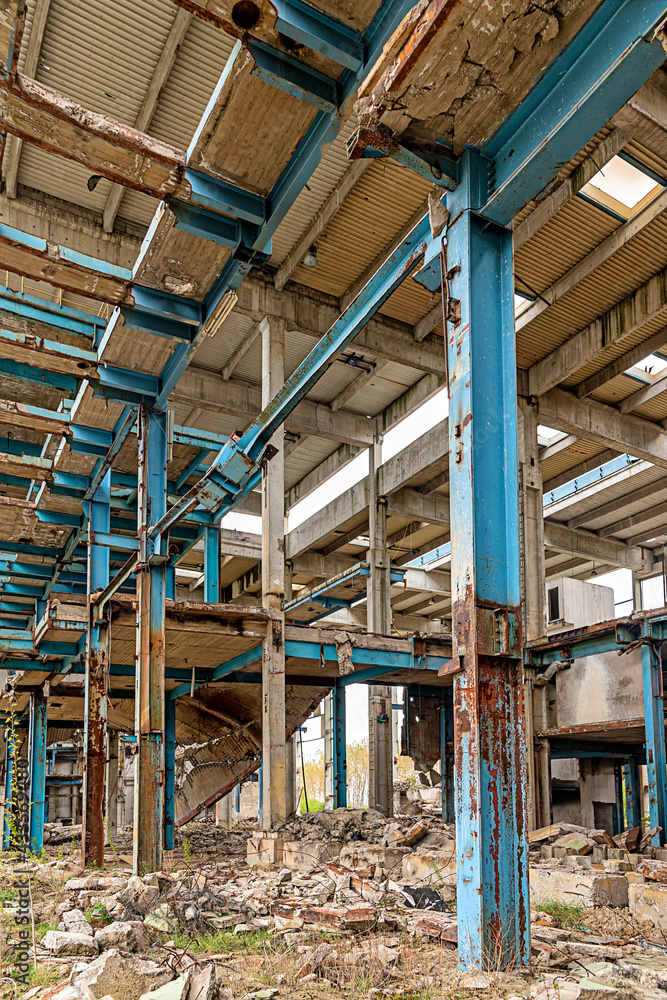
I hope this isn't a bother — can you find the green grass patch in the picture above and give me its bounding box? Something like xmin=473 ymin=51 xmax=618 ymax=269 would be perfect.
xmin=34 ymin=921 xmax=58 ymax=938
xmin=172 ymin=928 xmax=273 ymax=954
xmin=535 ymin=898 xmax=586 ymax=927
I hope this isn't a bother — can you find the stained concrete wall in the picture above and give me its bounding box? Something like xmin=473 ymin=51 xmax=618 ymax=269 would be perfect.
xmin=555 ymin=648 xmax=643 ymax=727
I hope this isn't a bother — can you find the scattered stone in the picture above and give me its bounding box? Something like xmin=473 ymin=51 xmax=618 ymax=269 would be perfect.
xmin=40 ymin=930 xmax=99 ymax=957
xmin=94 ymin=919 xmax=151 ymax=951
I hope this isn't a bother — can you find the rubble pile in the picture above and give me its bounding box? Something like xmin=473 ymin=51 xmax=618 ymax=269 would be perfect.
xmin=10 ymin=813 xmax=667 ymax=998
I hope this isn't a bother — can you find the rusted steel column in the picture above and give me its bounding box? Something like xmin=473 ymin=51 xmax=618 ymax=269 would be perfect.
xmin=260 ymin=315 xmax=287 ymax=828
xmin=82 ymin=470 xmax=111 ymax=868
xmin=367 ymin=436 xmax=394 ymax=815
xmin=134 ymin=405 xmax=168 ymax=874
xmin=445 ymin=149 xmax=529 ymax=969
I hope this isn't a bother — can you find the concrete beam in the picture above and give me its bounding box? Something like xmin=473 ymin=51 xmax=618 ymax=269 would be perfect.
xmin=517 ymin=185 xmax=667 ymax=333
xmin=414 ymin=302 xmax=441 ymax=343
xmin=528 ymin=265 xmax=667 ymax=397
xmin=4 ymin=0 xmax=52 ymax=200
xmin=386 ymin=487 xmax=449 ymax=525
xmin=538 ymin=388 xmax=667 ymax=471
xmin=575 ymin=324 xmax=667 ymax=398
xmin=236 ymin=277 xmax=446 ymax=376
xmin=598 ymin=498 xmax=667 ymax=539
xmin=330 ymin=360 xmax=390 ymax=412
xmin=567 ymin=475 xmax=667 ymax=529
xmin=539 ymin=434 xmax=579 ymax=462
xmin=513 ymin=129 xmax=628 ymax=250
xmin=320 ymin=606 xmax=441 ymax=632
xmin=0 ymin=73 xmax=189 ymax=199
xmin=286 ymin=420 xmax=449 ymax=556
xmin=171 ymin=368 xmax=375 ymax=447
xmin=620 ymin=370 xmax=667 ymax=413
xmin=544 ymin=519 xmax=653 ymax=573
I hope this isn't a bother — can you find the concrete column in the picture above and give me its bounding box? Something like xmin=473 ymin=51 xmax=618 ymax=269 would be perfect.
xmin=519 ymin=397 xmax=549 ymax=832
xmin=217 ymin=793 xmax=232 ymax=829
xmin=261 ymin=315 xmax=287 ymax=829
xmin=164 ymin=699 xmax=176 ymax=851
xmin=82 ymin=471 xmax=111 ymax=868
xmin=323 ymin=693 xmax=334 ymax=810
xmin=105 ymin=729 xmax=119 ymax=842
xmin=632 ymin=572 xmax=642 ymax=612
xmin=285 ymin=736 xmax=297 ymax=817
xmin=134 ymin=406 xmax=168 ymax=875
xmin=367 ymin=436 xmax=393 ymax=816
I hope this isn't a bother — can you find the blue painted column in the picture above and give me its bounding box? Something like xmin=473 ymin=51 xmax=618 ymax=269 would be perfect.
xmin=29 ymin=689 xmax=47 ymax=853
xmin=166 ymin=567 xmax=175 ymax=601
xmin=641 ymin=635 xmax=666 ymax=845
xmin=257 ymin=764 xmax=263 ymax=826
xmin=164 ymin=699 xmax=175 ymax=851
xmin=204 ymin=526 xmax=219 ymax=603
xmin=443 ymin=149 xmax=528 ymax=968
xmin=82 ymin=470 xmax=111 ymax=868
xmin=333 ymin=681 xmax=347 ymax=808
xmin=134 ymin=405 xmax=168 ymax=875
xmin=233 ymin=783 xmax=241 ymax=824
xmin=624 ymin=758 xmax=642 ymax=829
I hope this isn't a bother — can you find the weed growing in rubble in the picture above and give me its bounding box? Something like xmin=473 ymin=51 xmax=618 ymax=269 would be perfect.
xmin=104 ymin=817 xmax=118 ymax=863
xmin=182 ymin=837 xmax=192 ymax=868
xmin=172 ymin=927 xmax=272 ymax=954
xmin=535 ymin=898 xmax=585 ymax=927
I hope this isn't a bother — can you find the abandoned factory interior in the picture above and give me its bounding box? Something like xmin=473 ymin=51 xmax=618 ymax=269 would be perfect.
xmin=10 ymin=0 xmax=667 ymax=997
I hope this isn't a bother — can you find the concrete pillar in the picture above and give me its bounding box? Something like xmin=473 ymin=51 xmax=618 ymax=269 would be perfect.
xmin=285 ymin=735 xmax=297 ymax=817
xmin=624 ymin=759 xmax=642 ymax=828
xmin=217 ymin=793 xmax=232 ymax=829
xmin=261 ymin=316 xmax=287 ymax=829
xmin=164 ymin=699 xmax=175 ymax=851
xmin=134 ymin=406 xmax=168 ymax=875
xmin=519 ymin=397 xmax=549 ymax=832
xmin=105 ymin=729 xmax=119 ymax=842
xmin=324 ymin=693 xmax=334 ymax=809
xmin=632 ymin=572 xmax=642 ymax=612
xmin=82 ymin=471 xmax=111 ymax=868
xmin=367 ymin=436 xmax=393 ymax=816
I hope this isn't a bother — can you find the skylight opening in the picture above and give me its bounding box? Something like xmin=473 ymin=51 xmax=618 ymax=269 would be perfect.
xmin=582 ymin=155 xmax=660 ymax=213
xmin=537 ymin=424 xmax=560 ymax=441
xmin=625 ymin=353 xmax=667 ymax=377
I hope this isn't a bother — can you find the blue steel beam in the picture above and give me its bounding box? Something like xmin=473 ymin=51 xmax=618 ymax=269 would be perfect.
xmin=480 ymin=1 xmax=667 ymax=225
xmin=444 ymin=150 xmax=528 ymax=970
xmin=0 ymin=288 xmax=100 ymax=338
xmin=152 ymin=211 xmax=432 ymax=534
xmin=272 ymin=0 xmax=361 ymax=70
xmin=28 ymin=687 xmax=47 ymax=853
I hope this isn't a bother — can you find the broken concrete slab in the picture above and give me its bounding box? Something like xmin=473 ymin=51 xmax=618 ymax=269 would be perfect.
xmin=94 ymin=919 xmax=151 ymax=951
xmin=71 ymin=948 xmax=175 ymax=999
xmin=629 ymin=881 xmax=667 ymax=929
xmin=40 ymin=929 xmax=99 ymax=956
xmin=402 ymin=850 xmax=456 ymax=885
xmin=529 ymin=866 xmax=629 ymax=908
xmin=283 ymin=840 xmax=342 ymax=871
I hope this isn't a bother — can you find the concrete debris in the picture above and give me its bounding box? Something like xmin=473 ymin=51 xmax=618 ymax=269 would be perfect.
xmin=15 ymin=812 xmax=667 ymax=1000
